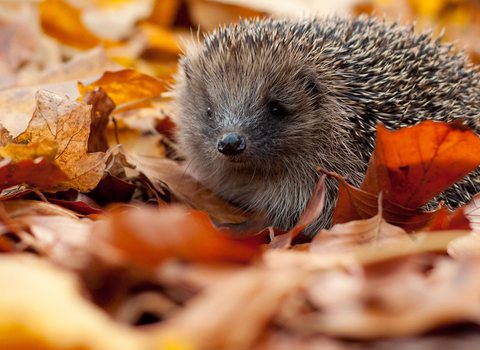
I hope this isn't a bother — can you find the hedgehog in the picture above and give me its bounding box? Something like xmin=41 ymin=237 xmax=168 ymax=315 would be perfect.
xmin=172 ymin=15 xmax=480 ymax=237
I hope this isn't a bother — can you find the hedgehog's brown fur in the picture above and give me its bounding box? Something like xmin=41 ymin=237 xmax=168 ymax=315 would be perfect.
xmin=172 ymin=15 xmax=480 ymax=236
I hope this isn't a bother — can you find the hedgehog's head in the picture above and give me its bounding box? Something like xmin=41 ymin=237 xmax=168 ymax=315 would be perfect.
xmin=173 ymin=18 xmax=356 ymax=188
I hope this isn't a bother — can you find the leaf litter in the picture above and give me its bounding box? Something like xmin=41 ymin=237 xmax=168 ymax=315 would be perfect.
xmin=1 ymin=1 xmax=480 ymax=350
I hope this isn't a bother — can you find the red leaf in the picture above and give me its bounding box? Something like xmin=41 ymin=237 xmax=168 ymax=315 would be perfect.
xmin=0 ymin=157 xmax=67 ymax=191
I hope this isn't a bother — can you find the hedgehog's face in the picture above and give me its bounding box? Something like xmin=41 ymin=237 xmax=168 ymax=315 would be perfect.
xmin=174 ymin=43 xmax=334 ymax=184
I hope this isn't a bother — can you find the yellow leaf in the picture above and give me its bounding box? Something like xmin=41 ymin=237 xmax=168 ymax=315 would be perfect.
xmin=0 ymin=139 xmax=58 ymax=161
xmin=0 ymin=255 xmax=148 ymax=350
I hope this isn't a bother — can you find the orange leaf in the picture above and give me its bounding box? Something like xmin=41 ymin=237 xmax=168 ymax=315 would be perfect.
xmin=40 ymin=0 xmax=118 ymax=50
xmin=331 ymin=172 xmax=438 ymax=232
xmin=100 ymin=206 xmax=261 ymax=268
xmin=362 ymin=121 xmax=480 ymax=208
xmin=425 ymin=206 xmax=471 ymax=231
xmin=78 ymin=69 xmax=168 ymax=111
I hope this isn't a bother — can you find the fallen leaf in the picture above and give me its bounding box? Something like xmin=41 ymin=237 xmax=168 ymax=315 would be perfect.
xmin=0 ymin=139 xmax=59 ymax=161
xmin=95 ymin=205 xmax=260 ymax=268
xmin=0 ymin=157 xmax=67 ymax=192
xmin=425 ymin=206 xmax=471 ymax=231
xmin=16 ymin=90 xmax=107 ymax=192
xmin=86 ymin=172 xmax=137 ymax=206
xmin=155 ymin=267 xmax=308 ymax=350
xmin=0 ymin=4 xmax=36 ymax=89
xmin=463 ymin=192 xmax=480 ymax=230
xmin=83 ymin=87 xmax=116 ymax=153
xmin=362 ymin=121 xmax=480 ymax=208
xmin=123 ymin=149 xmax=248 ymax=224
xmin=78 ymin=69 xmax=168 ymax=112
xmin=16 ymin=46 xmax=123 ymax=88
xmin=3 ymin=199 xmax=79 ymax=219
xmin=154 ymin=115 xmax=177 ymax=141
xmin=289 ymin=256 xmax=480 ymax=339
xmin=0 ymin=255 xmax=148 ymax=349
xmin=330 ymin=171 xmax=439 ymax=231
xmin=311 ymin=194 xmax=409 ymax=255
xmin=39 ymin=0 xmax=118 ymax=50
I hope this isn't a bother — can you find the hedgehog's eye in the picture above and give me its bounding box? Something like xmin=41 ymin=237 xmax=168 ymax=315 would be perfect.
xmin=268 ymin=102 xmax=288 ymax=117
xmin=207 ymin=107 xmax=213 ymax=117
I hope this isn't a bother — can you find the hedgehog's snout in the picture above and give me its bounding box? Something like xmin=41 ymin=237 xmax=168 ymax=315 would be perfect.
xmin=217 ymin=132 xmax=246 ymax=156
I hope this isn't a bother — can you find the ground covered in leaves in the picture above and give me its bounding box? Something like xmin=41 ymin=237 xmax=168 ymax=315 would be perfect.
xmin=2 ymin=0 xmax=480 ymax=349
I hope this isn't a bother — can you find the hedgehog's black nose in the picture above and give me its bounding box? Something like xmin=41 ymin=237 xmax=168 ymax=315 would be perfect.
xmin=217 ymin=132 xmax=246 ymax=156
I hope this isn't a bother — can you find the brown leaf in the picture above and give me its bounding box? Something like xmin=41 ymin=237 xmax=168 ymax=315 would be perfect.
xmin=155 ymin=115 xmax=177 ymax=141
xmin=45 ymin=190 xmax=104 ymax=215
xmin=362 ymin=121 xmax=480 ymax=208
xmin=86 ymin=172 xmax=137 ymax=206
xmin=156 ymin=267 xmax=307 ymax=350
xmin=16 ymin=90 xmax=107 ymax=192
xmin=83 ymin=87 xmax=115 ymax=153
xmin=123 ymin=149 xmax=248 ymax=224
xmin=3 ymin=199 xmax=79 ymax=219
xmin=293 ymin=256 xmax=480 ymax=339
xmin=96 ymin=205 xmax=261 ymax=268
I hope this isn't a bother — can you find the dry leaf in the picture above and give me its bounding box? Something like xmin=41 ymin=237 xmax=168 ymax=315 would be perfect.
xmin=0 ymin=157 xmax=67 ymax=192
xmin=16 ymin=90 xmax=107 ymax=192
xmin=0 ymin=255 xmax=148 ymax=349
xmin=0 ymin=139 xmax=59 ymax=161
xmin=78 ymin=69 xmax=168 ymax=111
xmin=83 ymin=87 xmax=115 ymax=153
xmin=123 ymin=150 xmax=248 ymax=224
xmin=16 ymin=46 xmax=123 ymax=88
xmin=331 ymin=171 xmax=438 ymax=231
xmin=463 ymin=192 xmax=480 ymax=230
xmin=95 ymin=205 xmax=260 ymax=268
xmin=311 ymin=198 xmax=409 ymax=255
xmin=362 ymin=121 xmax=480 ymax=208
xmin=39 ymin=0 xmax=118 ymax=50
xmin=0 ymin=4 xmax=36 ymax=89
xmin=155 ymin=267 xmax=308 ymax=350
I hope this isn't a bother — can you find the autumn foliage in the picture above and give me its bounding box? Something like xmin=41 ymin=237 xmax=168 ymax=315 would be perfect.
xmin=2 ymin=0 xmax=480 ymax=350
